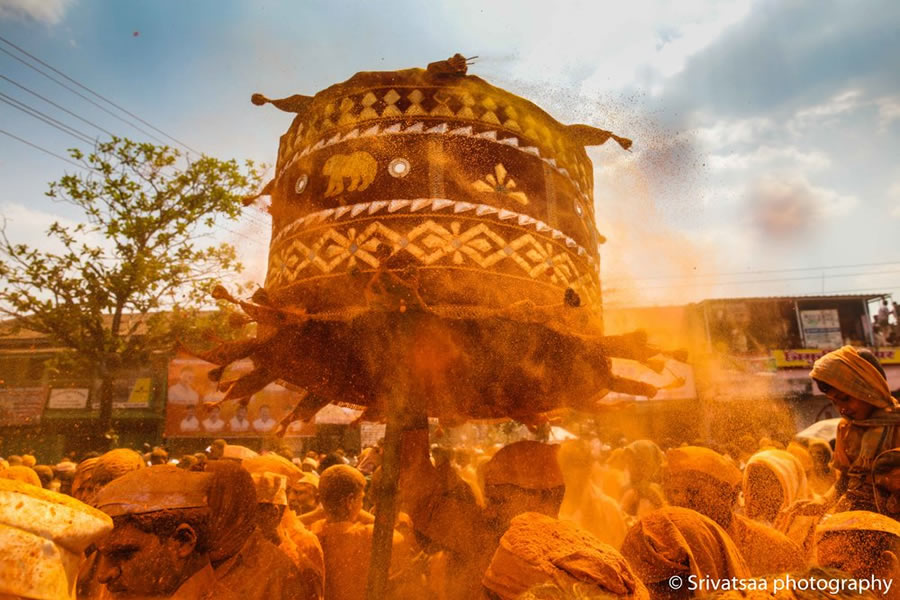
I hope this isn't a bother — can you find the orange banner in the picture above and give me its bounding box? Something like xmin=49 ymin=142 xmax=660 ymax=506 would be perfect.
xmin=164 ymin=354 xmax=315 ymax=438
xmin=772 ymin=347 xmax=900 ymax=368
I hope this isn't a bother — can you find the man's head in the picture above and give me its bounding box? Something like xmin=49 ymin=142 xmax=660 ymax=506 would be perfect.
xmin=482 ymin=441 xmax=565 ymax=533
xmin=178 ymin=367 xmax=195 ymax=386
xmin=97 ymin=508 xmax=209 ymax=596
xmin=207 ymin=406 xmax=221 ymax=420
xmin=250 ymin=471 xmax=288 ymax=542
xmin=93 ymin=466 xmax=213 ymax=598
xmin=209 ymin=439 xmax=226 ymax=460
xmin=149 ymin=447 xmax=168 ymax=466
xmin=236 ymin=405 xmax=247 ymax=419
xmin=288 ymin=476 xmax=319 ymax=514
xmin=816 ymin=511 xmax=900 ymax=589
xmin=319 ymin=465 xmax=366 ymax=522
xmin=184 ymin=405 xmax=196 ymax=418
xmin=258 ymin=405 xmax=270 ymax=419
xmin=662 ymin=446 xmax=741 ymax=529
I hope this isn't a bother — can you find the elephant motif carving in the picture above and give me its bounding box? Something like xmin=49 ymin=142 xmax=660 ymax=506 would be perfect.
xmin=322 ymin=152 xmax=377 ymax=198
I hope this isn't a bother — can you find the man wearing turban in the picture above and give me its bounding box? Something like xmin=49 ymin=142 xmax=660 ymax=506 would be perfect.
xmin=815 ymin=510 xmax=900 ymax=600
xmin=0 ymin=478 xmax=113 ymax=600
xmin=482 ymin=512 xmax=649 ymax=600
xmin=93 ymin=465 xmax=236 ymax=599
xmin=399 ymin=424 xmax=568 ymax=600
xmin=621 ymin=506 xmax=750 ymax=599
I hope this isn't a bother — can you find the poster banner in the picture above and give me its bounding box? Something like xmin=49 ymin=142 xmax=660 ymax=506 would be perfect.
xmin=800 ymin=310 xmax=843 ymax=349
xmin=165 ymin=354 xmax=316 ymax=438
xmin=113 ymin=377 xmax=153 ymax=409
xmin=605 ymin=359 xmax=696 ymax=402
xmin=47 ymin=388 xmax=90 ymax=410
xmin=359 ymin=422 xmax=386 ymax=448
xmin=0 ymin=387 xmax=46 ymax=426
xmin=773 ymin=347 xmax=900 ymax=368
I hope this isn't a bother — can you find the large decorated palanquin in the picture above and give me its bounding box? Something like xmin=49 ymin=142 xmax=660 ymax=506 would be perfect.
xmin=199 ymin=55 xmax=668 ymax=426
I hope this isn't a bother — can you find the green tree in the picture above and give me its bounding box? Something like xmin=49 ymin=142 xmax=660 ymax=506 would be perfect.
xmin=0 ymin=137 xmax=263 ymax=439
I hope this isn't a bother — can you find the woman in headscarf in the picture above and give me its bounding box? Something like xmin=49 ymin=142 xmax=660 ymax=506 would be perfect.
xmin=807 ymin=346 xmax=900 ymax=513
xmin=620 ymin=506 xmax=750 ymax=599
xmin=557 ymin=440 xmax=628 ymax=549
xmin=663 ymin=446 xmax=803 ymax=576
xmin=620 ymin=441 xmax=667 ymax=520
xmin=744 ymin=449 xmax=810 ymax=525
xmin=743 ymin=449 xmax=818 ymax=559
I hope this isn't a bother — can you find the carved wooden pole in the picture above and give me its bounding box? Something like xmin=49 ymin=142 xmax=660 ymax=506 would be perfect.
xmin=365 ymin=370 xmax=414 ymax=600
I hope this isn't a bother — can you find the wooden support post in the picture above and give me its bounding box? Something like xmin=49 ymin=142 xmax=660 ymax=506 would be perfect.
xmin=365 ymin=392 xmax=405 ymax=600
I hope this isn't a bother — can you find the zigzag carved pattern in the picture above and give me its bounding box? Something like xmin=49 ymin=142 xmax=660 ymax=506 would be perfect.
xmin=267 ymin=219 xmax=601 ymax=306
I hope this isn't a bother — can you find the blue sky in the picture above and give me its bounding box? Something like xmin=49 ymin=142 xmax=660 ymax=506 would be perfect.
xmin=1 ymin=0 xmax=898 ymax=306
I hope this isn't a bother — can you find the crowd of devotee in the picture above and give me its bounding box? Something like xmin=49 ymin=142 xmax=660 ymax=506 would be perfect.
xmin=3 ymin=345 xmax=900 ymax=599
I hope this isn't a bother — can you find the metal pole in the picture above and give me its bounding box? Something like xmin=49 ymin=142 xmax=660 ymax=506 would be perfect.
xmin=794 ymin=301 xmax=807 ymax=348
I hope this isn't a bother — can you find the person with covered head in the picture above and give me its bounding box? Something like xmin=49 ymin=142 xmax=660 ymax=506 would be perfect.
xmin=92 ymin=465 xmax=237 ymax=599
xmin=743 ymin=448 xmax=819 ymax=557
xmin=815 ymin=510 xmax=900 ymax=600
xmin=663 ymin=446 xmax=803 ymax=576
xmin=0 ymin=464 xmax=42 ymax=487
xmin=242 ymin=452 xmax=326 ymax=585
xmin=557 ymin=439 xmax=628 ymax=549
xmin=620 ymin=440 xmax=667 ymax=519
xmin=0 ymin=478 xmax=113 ymax=600
xmin=809 ymin=345 xmax=900 ymax=512
xmin=872 ymin=448 xmax=900 ymax=520
xmin=72 ymin=448 xmax=145 ymax=598
xmin=620 ymin=506 xmax=750 ymax=600
xmin=205 ymin=460 xmax=320 ymax=600
xmin=399 ymin=423 xmax=568 ymax=600
xmin=482 ymin=512 xmax=648 ymax=600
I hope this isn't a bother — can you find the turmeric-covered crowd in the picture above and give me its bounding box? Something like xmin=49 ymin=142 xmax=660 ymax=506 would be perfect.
xmin=3 ymin=344 xmax=900 ymax=600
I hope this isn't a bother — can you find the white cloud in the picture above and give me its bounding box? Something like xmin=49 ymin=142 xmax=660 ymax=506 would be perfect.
xmin=890 ymin=183 xmax=900 ymax=217
xmin=746 ymin=174 xmax=857 ymax=238
xmin=708 ymin=145 xmax=831 ymax=171
xmin=794 ymin=89 xmax=864 ymax=121
xmin=0 ymin=201 xmax=97 ymax=254
xmin=435 ymin=0 xmax=751 ymax=99
xmin=877 ymin=96 xmax=900 ymax=129
xmin=693 ymin=117 xmax=773 ymax=149
xmin=0 ymin=0 xmax=74 ymax=25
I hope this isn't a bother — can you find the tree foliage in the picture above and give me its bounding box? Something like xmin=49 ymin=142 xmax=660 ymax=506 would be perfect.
xmin=0 ymin=137 xmax=264 ymax=427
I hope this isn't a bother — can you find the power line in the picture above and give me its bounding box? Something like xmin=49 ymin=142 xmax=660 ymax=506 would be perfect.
xmin=605 ymin=269 xmax=900 ymax=292
xmin=0 ymin=74 xmax=116 ymax=137
xmin=0 ymin=35 xmax=200 ymax=154
xmin=604 ymin=260 xmax=900 ymax=283
xmin=0 ymin=46 xmax=169 ymax=146
xmin=0 ymin=92 xmax=94 ymax=144
xmin=0 ymin=128 xmax=88 ymax=170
